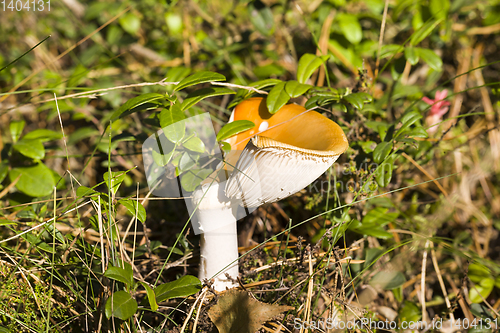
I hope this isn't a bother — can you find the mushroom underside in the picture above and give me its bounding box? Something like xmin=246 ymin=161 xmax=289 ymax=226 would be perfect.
xmin=225 ymin=136 xmax=341 ymax=207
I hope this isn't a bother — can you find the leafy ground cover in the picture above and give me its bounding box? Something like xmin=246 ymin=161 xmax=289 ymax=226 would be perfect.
xmin=1 ymin=0 xmax=500 ymax=332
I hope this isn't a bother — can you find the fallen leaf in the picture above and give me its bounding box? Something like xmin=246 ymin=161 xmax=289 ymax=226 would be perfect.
xmin=208 ymin=289 xmax=293 ymax=333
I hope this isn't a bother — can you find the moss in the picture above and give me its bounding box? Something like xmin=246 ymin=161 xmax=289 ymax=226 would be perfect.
xmin=0 ymin=261 xmax=73 ymax=333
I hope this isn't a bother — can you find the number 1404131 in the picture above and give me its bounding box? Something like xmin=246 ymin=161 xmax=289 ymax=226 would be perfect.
xmin=1 ymin=0 xmax=50 ymax=11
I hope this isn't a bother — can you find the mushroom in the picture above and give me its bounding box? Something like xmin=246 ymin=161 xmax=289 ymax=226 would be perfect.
xmin=194 ymin=97 xmax=348 ymax=291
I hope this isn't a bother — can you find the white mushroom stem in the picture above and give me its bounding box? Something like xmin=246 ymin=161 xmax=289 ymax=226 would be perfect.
xmin=192 ymin=182 xmax=239 ymax=291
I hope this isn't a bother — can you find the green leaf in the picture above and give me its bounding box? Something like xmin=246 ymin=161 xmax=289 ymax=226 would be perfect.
xmin=469 ymin=278 xmax=495 ymax=303
xmin=216 ymin=120 xmax=255 ymax=142
xmin=179 ymin=152 xmax=199 ymax=171
xmin=373 ymin=142 xmax=392 ymax=163
xmin=0 ymin=218 xmax=16 ymax=226
xmin=181 ymin=87 xmax=235 ymax=111
xmin=253 ymin=63 xmax=285 ymax=79
xmin=166 ymin=66 xmax=191 ymax=83
xmin=154 ymin=275 xmax=201 ymax=303
xmin=284 ymin=81 xmax=311 ymax=98
xmin=10 ymin=120 xmax=25 ymax=143
xmin=105 ymin=291 xmax=138 ymax=320
xmin=249 ymin=79 xmax=282 ymax=90
xmin=338 ymin=14 xmax=363 ymax=44
xmin=165 ymin=13 xmax=183 ymax=34
xmin=416 ymin=48 xmax=443 ymax=71
xmin=9 ymin=163 xmax=55 ymax=197
xmin=103 ymin=171 xmax=126 ymax=195
xmin=140 ymin=282 xmax=158 ymax=311
xmin=468 ymin=263 xmax=492 ymax=283
xmin=396 ymin=111 xmax=423 ymax=138
xmin=249 ymin=3 xmax=274 ymax=36
xmin=0 ymin=325 xmax=10 ymax=333
xmin=165 ymin=122 xmax=185 ymax=144
xmin=104 ymin=263 xmax=134 ymax=286
xmin=405 ymin=127 xmax=428 ymax=138
xmin=67 ymin=127 xmax=99 ymax=145
xmin=111 ymin=93 xmax=164 ymax=121
xmin=362 ymin=207 xmax=399 ymax=226
xmin=76 ymin=186 xmax=98 ymax=198
xmin=375 ymin=162 xmax=393 ymax=188
xmin=401 ymin=111 xmax=423 ymax=126
xmin=377 ymin=123 xmax=389 ymax=141
xmin=429 ymin=0 xmax=450 ymax=20
xmin=160 ymin=105 xmax=186 ymax=143
xmin=370 ymin=271 xmax=406 ymax=290
xmin=296 ymin=54 xmax=330 ymax=84
xmin=398 ymin=301 xmax=421 ymax=322
xmin=0 ymin=161 xmax=8 ymax=183
xmin=180 ymin=168 xmax=213 ymax=192
xmin=13 ymin=139 xmax=45 ymax=160
xmin=152 ymin=148 xmax=175 ymax=167
xmin=160 ymin=103 xmax=186 ymax=128
xmin=68 ymin=63 xmax=88 ymax=88
xmin=119 ymin=199 xmax=147 ymax=223
xmin=119 ymin=12 xmax=141 ymax=35
xmin=22 ymin=233 xmax=55 ymax=253
xmin=343 ymin=92 xmax=372 ymax=110
xmin=410 ymin=18 xmax=443 ymax=46
xmin=380 ymin=44 xmax=404 ymax=59
xmin=359 ymin=141 xmax=376 ymax=154
xmin=183 ymin=136 xmax=205 ymax=153
xmin=153 ymin=133 xmax=176 ymax=161
xmin=495 ymin=275 xmax=500 ymax=289
xmin=174 ymin=71 xmax=226 ymax=92
xmin=404 ymin=47 xmax=419 ymax=65
xmin=266 ymin=82 xmax=290 ymax=114
xmin=24 ymin=129 xmax=63 ymax=142
xmin=220 ymin=142 xmax=231 ymax=153
xmin=364 ymin=248 xmax=385 ymax=269
xmin=355 ymin=226 xmax=393 ymax=239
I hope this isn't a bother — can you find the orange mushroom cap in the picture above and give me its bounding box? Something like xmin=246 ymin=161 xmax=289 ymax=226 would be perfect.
xmin=223 ymin=97 xmax=349 ymax=207
xmin=227 ymin=97 xmax=348 ymax=155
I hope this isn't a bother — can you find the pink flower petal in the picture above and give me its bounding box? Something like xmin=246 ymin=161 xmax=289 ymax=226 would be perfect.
xmin=422 ymin=96 xmax=435 ymax=105
xmin=435 ymin=90 xmax=448 ymax=101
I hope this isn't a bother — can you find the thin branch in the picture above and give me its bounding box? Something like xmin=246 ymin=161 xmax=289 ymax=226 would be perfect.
xmin=44 ymin=79 xmax=179 ymax=102
xmin=375 ymin=0 xmax=390 ymax=78
xmin=211 ymin=81 xmax=268 ymax=95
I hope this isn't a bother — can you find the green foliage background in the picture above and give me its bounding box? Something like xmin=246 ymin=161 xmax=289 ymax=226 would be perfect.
xmin=1 ymin=0 xmax=500 ymax=331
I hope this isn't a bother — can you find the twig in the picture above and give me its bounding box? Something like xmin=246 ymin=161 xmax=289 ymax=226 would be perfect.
xmin=0 ymin=174 xmax=21 ymax=200
xmin=430 ymin=243 xmax=455 ymax=322
xmin=445 ymin=275 xmax=473 ymax=320
xmin=180 ymin=287 xmax=207 ymax=333
xmin=54 ymin=93 xmax=77 ymax=202
xmin=452 ymin=22 xmax=500 ymax=35
xmin=316 ymin=10 xmax=336 ymax=87
xmin=299 ymin=251 xmax=314 ymax=333
xmin=192 ymin=287 xmax=208 ymax=333
xmin=421 ymin=239 xmax=431 ymax=323
xmin=250 ymin=255 xmax=355 ymax=274
xmin=469 ymin=279 xmax=500 ymax=317
xmin=45 ymin=79 xmax=179 ymax=102
xmin=472 ymin=43 xmax=500 ymax=171
xmin=401 ymin=152 xmax=449 ymax=197
xmin=374 ymin=0 xmax=390 ymax=78
xmin=211 ymin=81 xmax=268 ymax=95
xmin=446 ymin=46 xmax=472 ymax=131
